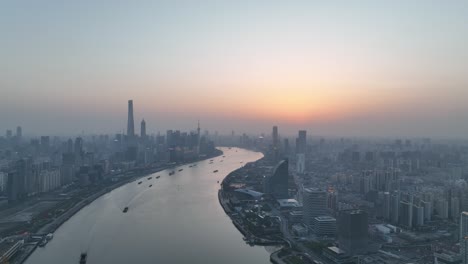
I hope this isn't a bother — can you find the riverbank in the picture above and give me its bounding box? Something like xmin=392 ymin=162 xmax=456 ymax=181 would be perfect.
xmin=218 ymin=157 xmax=285 ymax=246
xmin=18 ymin=149 xmax=223 ymax=264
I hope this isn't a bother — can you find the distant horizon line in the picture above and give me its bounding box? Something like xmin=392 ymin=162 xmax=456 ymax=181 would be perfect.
xmin=5 ymin=132 xmax=468 ymax=142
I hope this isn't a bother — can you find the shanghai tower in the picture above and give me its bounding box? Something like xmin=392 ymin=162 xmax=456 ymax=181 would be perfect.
xmin=127 ymin=100 xmax=135 ymax=137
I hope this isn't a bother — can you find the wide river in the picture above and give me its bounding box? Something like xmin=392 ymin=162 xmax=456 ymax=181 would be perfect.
xmin=26 ymin=147 xmax=274 ymax=264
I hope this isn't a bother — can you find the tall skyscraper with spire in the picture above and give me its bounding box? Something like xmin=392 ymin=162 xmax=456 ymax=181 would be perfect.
xmin=127 ymin=100 xmax=135 ymax=137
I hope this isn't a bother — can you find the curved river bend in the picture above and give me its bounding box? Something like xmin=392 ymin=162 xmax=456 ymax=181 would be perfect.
xmin=26 ymin=147 xmax=273 ymax=264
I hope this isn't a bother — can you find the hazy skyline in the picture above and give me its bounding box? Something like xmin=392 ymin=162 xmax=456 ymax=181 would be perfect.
xmin=2 ymin=1 xmax=468 ymax=138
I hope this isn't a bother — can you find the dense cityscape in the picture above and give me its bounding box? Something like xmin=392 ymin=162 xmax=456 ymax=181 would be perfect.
xmin=220 ymin=127 xmax=468 ymax=264
xmin=1 ymin=99 xmax=468 ymax=263
xmin=0 ymin=100 xmax=219 ymax=263
xmin=2 ymin=1 xmax=468 ymax=264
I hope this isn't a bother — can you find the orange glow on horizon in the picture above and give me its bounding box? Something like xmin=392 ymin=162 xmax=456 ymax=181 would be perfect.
xmin=137 ymin=75 xmax=416 ymax=126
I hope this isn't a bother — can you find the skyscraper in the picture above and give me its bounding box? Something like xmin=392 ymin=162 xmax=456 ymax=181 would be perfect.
xmin=461 ymin=212 xmax=468 ymax=264
xmin=67 ymin=138 xmax=73 ymax=153
xmin=16 ymin=126 xmax=22 ymax=139
xmin=263 ymin=159 xmax=289 ymax=199
xmin=140 ymin=119 xmax=146 ymax=139
xmin=127 ymin=100 xmax=135 ymax=137
xmin=338 ymin=209 xmax=368 ymax=255
xmin=272 ymin=126 xmax=279 ymax=161
xmin=74 ymin=137 xmax=83 ymax=164
xmin=296 ymin=153 xmax=305 ymax=174
xmin=196 ymin=121 xmax=201 ymax=155
xmin=383 ymin=192 xmax=391 ymax=220
xmin=390 ymin=191 xmax=400 ymax=224
xmin=296 ymin=130 xmax=307 ymax=154
xmin=399 ymin=201 xmax=413 ymax=228
xmin=40 ymin=136 xmax=50 ymax=153
xmin=7 ymin=159 xmax=29 ymax=204
xmin=303 ymin=188 xmax=327 ymax=228
xmin=272 ymin=126 xmax=279 ymax=147
xmin=166 ymin=130 xmax=174 ymax=147
xmin=7 ymin=170 xmax=20 ymax=204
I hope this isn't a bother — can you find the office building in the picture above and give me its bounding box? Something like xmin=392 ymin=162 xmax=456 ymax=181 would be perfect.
xmin=296 ymin=130 xmax=307 ymax=154
xmin=271 ymin=126 xmax=279 ymax=162
xmin=272 ymin=126 xmax=279 ymax=147
xmin=313 ymin=216 xmax=337 ymax=236
xmin=399 ymin=201 xmax=413 ymax=228
xmin=303 ymin=188 xmax=327 ymax=228
xmin=40 ymin=136 xmax=50 ymax=153
xmin=141 ymin=119 xmax=146 ymax=139
xmin=337 ymin=209 xmax=368 ymax=255
xmin=127 ymin=100 xmax=135 ymax=137
xmin=460 ymin=212 xmax=468 ymax=264
xmin=283 ymin=138 xmax=289 ymax=156
xmin=16 ymin=126 xmax=22 ymax=139
xmin=74 ymin=137 xmax=83 ymax=164
xmin=296 ymin=153 xmax=305 ymax=174
xmin=383 ymin=192 xmax=391 ymax=220
xmin=67 ymin=138 xmax=73 ymax=153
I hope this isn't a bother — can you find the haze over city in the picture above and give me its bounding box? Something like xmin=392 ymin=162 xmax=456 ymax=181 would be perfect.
xmin=2 ymin=1 xmax=468 ymax=137
xmin=3 ymin=2 xmax=468 ymax=264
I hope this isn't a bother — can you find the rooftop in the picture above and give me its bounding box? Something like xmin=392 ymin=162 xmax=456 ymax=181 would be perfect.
xmin=328 ymin=246 xmax=346 ymax=255
xmin=315 ymin=216 xmax=336 ymax=221
xmin=234 ymin=189 xmax=263 ymax=198
xmin=277 ymin=199 xmax=300 ymax=208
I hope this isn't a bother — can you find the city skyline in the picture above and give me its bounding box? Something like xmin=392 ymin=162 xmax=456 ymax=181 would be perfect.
xmin=2 ymin=1 xmax=468 ymax=137
xmin=3 ymin=2 xmax=468 ymax=264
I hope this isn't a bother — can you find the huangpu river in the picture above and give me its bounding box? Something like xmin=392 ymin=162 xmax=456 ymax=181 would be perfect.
xmin=26 ymin=147 xmax=276 ymax=264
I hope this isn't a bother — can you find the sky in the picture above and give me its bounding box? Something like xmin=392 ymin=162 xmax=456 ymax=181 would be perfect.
xmin=1 ymin=1 xmax=468 ymax=138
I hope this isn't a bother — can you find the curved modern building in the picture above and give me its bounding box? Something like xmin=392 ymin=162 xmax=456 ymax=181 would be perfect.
xmin=263 ymin=159 xmax=289 ymax=199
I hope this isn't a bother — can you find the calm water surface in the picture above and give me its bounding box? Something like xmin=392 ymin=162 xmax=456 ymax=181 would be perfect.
xmin=26 ymin=147 xmax=274 ymax=264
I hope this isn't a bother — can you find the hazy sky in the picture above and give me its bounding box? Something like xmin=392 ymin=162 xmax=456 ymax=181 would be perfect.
xmin=1 ymin=1 xmax=468 ymax=138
